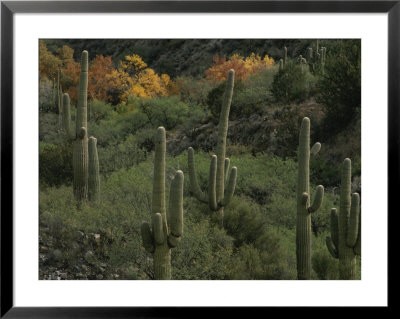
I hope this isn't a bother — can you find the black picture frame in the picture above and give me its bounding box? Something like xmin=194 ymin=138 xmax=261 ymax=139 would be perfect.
xmin=1 ymin=0 xmax=394 ymax=317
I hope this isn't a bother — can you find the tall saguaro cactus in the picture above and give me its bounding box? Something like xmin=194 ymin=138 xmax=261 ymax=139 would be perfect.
xmin=326 ymin=158 xmax=361 ymax=280
xmin=141 ymin=127 xmax=184 ymax=280
xmin=62 ymin=50 xmax=100 ymax=202
xmin=296 ymin=117 xmax=324 ymax=280
xmin=187 ymin=70 xmax=237 ymax=228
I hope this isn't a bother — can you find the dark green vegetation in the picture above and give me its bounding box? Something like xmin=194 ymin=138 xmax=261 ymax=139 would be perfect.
xmin=39 ymin=39 xmax=361 ymax=280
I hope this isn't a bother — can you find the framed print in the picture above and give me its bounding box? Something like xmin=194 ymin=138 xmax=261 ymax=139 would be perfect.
xmin=1 ymin=0 xmax=395 ymax=317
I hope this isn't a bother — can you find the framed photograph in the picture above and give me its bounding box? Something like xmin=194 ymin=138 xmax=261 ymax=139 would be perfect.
xmin=1 ymin=0 xmax=394 ymax=316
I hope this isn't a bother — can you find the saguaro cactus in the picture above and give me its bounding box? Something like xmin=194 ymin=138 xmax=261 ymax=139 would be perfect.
xmin=141 ymin=127 xmax=184 ymax=280
xmin=187 ymin=70 xmax=237 ymax=228
xmin=296 ymin=117 xmax=324 ymax=280
xmin=284 ymin=46 xmax=288 ymax=66
xmin=279 ymin=58 xmax=284 ymax=70
xmin=88 ymin=137 xmax=100 ymax=202
xmin=62 ymin=51 xmax=90 ymax=201
xmin=326 ymin=158 xmax=361 ymax=279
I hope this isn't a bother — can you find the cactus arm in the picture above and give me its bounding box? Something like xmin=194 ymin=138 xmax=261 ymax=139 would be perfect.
xmin=62 ymin=93 xmax=75 ymax=139
xmin=346 ymin=193 xmax=360 ymax=247
xmin=215 ymin=70 xmax=234 ymax=203
xmin=153 ymin=127 xmax=166 ymax=216
xmin=308 ymin=185 xmax=324 ymax=213
xmin=152 ymin=213 xmax=164 ymax=245
xmin=141 ymin=222 xmax=155 ymax=253
xmin=353 ymin=214 xmax=361 ymax=256
xmin=208 ymin=155 xmax=218 ymax=211
xmin=340 ymin=158 xmax=352 ymax=233
xmin=167 ymin=170 xmax=184 ymax=248
xmin=78 ymin=127 xmax=86 ymax=139
xmin=330 ymin=208 xmax=339 ymax=249
xmin=326 ymin=236 xmax=338 ymax=258
xmin=310 ymin=142 xmax=321 ymax=156
xmin=75 ymin=50 xmax=88 ymax=136
xmin=187 ymin=147 xmax=207 ymax=203
xmin=224 ymin=158 xmax=230 ymax=183
xmin=88 ymin=137 xmax=100 ymax=202
xmin=220 ymin=166 xmax=237 ymax=207
xmin=301 ymin=192 xmax=309 ymax=205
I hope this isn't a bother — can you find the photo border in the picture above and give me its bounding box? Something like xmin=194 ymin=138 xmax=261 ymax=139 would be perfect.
xmin=1 ymin=0 xmax=395 ymax=317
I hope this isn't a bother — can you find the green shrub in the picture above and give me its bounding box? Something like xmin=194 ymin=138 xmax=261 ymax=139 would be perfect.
xmin=88 ymin=99 xmax=115 ymax=123
xmin=312 ymin=248 xmax=339 ymax=280
xmin=316 ymin=40 xmax=361 ymax=134
xmin=134 ymin=96 xmax=189 ymax=130
xmin=39 ymin=142 xmax=73 ymax=187
xmin=98 ymin=134 xmax=148 ymax=175
xmin=271 ymin=61 xmax=315 ymax=104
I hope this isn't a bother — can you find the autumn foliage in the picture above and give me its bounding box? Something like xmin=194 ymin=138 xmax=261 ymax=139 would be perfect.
xmin=205 ymin=53 xmax=274 ymax=82
xmin=39 ymin=42 xmax=177 ymax=105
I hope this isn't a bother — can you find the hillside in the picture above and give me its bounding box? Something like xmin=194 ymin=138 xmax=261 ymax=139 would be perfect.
xmin=39 ymin=39 xmax=361 ymax=280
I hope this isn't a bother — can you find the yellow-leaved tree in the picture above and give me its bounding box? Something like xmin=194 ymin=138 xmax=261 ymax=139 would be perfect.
xmin=106 ymin=54 xmax=177 ymax=104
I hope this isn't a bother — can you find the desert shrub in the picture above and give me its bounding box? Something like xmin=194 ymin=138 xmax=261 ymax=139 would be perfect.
xmin=98 ymin=134 xmax=148 ymax=175
xmin=271 ymin=61 xmax=316 ymax=104
xmin=180 ymin=103 xmax=207 ymax=139
xmin=228 ymin=227 xmax=297 ymax=280
xmin=312 ymin=248 xmax=339 ymax=280
xmin=316 ymin=40 xmax=361 ymax=134
xmin=223 ymin=197 xmax=266 ymax=247
xmin=232 ymin=153 xmax=297 ymax=205
xmin=39 ymin=112 xmax=71 ymax=145
xmin=39 ymin=142 xmax=73 ymax=187
xmin=133 ymin=96 xmax=189 ymax=130
xmin=172 ymin=219 xmax=234 ymax=280
xmin=175 ymin=76 xmax=213 ymax=107
xmin=89 ymin=111 xmax=149 ymax=147
xmin=88 ymin=99 xmax=115 ymax=123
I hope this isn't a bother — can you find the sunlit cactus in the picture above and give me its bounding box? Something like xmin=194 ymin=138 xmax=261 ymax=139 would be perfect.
xmin=296 ymin=117 xmax=324 ymax=279
xmin=62 ymin=50 xmax=100 ymax=202
xmin=187 ymin=69 xmax=237 ymax=228
xmin=141 ymin=127 xmax=184 ymax=280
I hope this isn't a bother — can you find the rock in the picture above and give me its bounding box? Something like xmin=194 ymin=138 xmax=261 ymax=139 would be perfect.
xmin=40 ymin=246 xmax=48 ymax=253
xmin=84 ymin=251 xmax=96 ymax=264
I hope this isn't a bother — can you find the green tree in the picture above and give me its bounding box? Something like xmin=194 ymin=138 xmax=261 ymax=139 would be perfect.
xmin=316 ymin=40 xmax=361 ymax=134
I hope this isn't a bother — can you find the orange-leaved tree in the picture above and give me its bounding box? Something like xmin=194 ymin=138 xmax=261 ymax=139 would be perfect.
xmin=205 ymin=53 xmax=274 ymax=83
xmin=88 ymin=55 xmax=116 ymax=102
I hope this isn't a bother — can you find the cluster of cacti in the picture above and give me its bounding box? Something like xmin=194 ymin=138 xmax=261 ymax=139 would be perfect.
xmin=62 ymin=50 xmax=100 ymax=202
xmin=306 ymin=42 xmax=327 ymax=74
xmin=187 ymin=69 xmax=237 ymax=228
xmin=141 ymin=127 xmax=184 ymax=280
xmin=326 ymin=158 xmax=361 ymax=279
xmin=296 ymin=117 xmax=324 ymax=280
